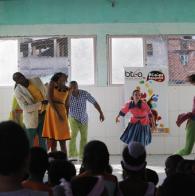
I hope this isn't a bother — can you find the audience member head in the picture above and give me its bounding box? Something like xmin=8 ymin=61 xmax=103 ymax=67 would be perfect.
xmin=48 ymin=151 xmax=67 ymax=163
xmin=157 ymin=173 xmax=195 ymax=196
xmin=176 ymin=159 xmax=195 ymax=175
xmin=105 ymin=164 xmax=113 ymax=174
xmin=79 ymin=163 xmax=113 ymax=175
xmin=165 ymin=154 xmax=184 ymax=176
xmin=29 ymin=147 xmax=48 ymax=180
xmin=0 ymin=121 xmax=29 ymax=178
xmin=72 ymin=176 xmax=106 ymax=196
xmin=121 ymin=142 xmax=146 ymax=178
xmin=82 ymin=140 xmax=109 ymax=174
xmin=48 ymin=160 xmax=76 ymax=186
xmin=145 ymin=168 xmax=159 ymax=185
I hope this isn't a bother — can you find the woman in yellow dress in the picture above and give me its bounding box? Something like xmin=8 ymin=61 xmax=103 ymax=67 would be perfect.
xmin=42 ymin=72 xmax=70 ymax=154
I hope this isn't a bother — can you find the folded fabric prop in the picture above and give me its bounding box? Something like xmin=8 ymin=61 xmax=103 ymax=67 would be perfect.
xmin=87 ymin=176 xmax=105 ymax=196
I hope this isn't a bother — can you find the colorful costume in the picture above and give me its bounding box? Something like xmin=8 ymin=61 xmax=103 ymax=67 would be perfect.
xmin=176 ymin=96 xmax=195 ymax=156
xmin=119 ymin=100 xmax=152 ymax=146
xmin=42 ymin=88 xmax=70 ymax=141
xmin=9 ymin=96 xmax=24 ymax=127
xmin=9 ymin=96 xmax=42 ymax=147
xmin=14 ymin=78 xmax=47 ymax=150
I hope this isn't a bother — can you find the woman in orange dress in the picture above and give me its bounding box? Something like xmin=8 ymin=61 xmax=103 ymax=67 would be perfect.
xmin=42 ymin=72 xmax=70 ymax=154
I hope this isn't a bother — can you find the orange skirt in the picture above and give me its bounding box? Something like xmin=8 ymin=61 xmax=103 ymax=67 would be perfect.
xmin=42 ymin=104 xmax=70 ymax=140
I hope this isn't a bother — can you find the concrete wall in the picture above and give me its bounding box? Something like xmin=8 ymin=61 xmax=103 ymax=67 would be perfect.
xmin=1 ymin=0 xmax=195 ymax=25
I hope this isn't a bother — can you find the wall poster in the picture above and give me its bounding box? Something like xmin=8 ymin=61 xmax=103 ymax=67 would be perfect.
xmin=124 ymin=67 xmax=169 ymax=133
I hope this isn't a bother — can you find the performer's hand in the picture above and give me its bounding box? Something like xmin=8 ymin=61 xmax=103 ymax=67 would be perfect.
xmin=115 ymin=116 xmax=120 ymax=123
xmin=100 ymin=113 xmax=105 ymax=122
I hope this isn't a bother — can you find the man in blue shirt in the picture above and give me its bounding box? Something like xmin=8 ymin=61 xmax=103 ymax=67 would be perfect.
xmin=69 ymin=81 xmax=105 ymax=160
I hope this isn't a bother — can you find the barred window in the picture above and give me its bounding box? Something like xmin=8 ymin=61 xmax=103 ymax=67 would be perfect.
xmin=19 ymin=37 xmax=69 ymax=79
xmin=108 ymin=35 xmax=195 ymax=86
xmin=168 ymin=35 xmax=195 ymax=85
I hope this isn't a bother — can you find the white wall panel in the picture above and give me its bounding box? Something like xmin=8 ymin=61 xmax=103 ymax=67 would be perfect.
xmin=0 ymin=85 xmax=194 ymax=155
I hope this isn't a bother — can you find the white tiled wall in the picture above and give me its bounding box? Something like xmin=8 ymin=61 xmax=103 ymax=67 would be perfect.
xmin=0 ymin=87 xmax=14 ymax=120
xmin=0 ymin=85 xmax=193 ymax=155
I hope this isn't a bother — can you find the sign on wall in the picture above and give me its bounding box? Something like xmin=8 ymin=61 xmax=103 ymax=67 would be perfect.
xmin=124 ymin=67 xmax=169 ymax=133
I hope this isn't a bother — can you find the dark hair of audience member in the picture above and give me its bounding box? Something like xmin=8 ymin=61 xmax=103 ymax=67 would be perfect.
xmin=157 ymin=173 xmax=195 ymax=196
xmin=29 ymin=147 xmax=48 ymax=180
xmin=145 ymin=168 xmax=159 ymax=185
xmin=79 ymin=163 xmax=86 ymax=174
xmin=72 ymin=176 xmax=106 ymax=196
xmin=48 ymin=151 xmax=67 ymax=162
xmin=48 ymin=160 xmax=76 ymax=186
xmin=165 ymin=154 xmax=184 ymax=176
xmin=176 ymin=159 xmax=195 ymax=175
xmin=105 ymin=164 xmax=113 ymax=174
xmin=79 ymin=163 xmax=113 ymax=175
xmin=0 ymin=121 xmax=29 ymax=176
xmin=82 ymin=140 xmax=109 ymax=174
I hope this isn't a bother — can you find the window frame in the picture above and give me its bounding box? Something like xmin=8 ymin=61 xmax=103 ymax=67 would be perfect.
xmin=0 ymin=35 xmax=97 ymax=86
xmin=69 ymin=35 xmax=97 ymax=86
xmin=107 ymin=35 xmax=146 ymax=86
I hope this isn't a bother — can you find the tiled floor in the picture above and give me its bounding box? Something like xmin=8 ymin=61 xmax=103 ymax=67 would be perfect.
xmin=74 ymin=154 xmax=195 ymax=186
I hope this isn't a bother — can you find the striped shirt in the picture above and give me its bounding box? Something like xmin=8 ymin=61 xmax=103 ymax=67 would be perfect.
xmin=69 ymin=90 xmax=96 ymax=124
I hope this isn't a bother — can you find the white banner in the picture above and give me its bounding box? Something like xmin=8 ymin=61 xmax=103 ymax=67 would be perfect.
xmin=124 ymin=67 xmax=169 ymax=133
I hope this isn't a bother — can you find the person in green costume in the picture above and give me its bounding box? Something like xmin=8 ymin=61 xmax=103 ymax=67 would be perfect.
xmin=176 ymin=74 xmax=195 ymax=156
